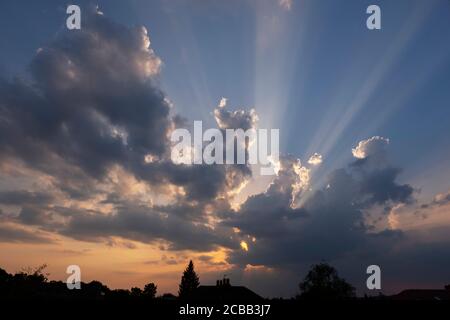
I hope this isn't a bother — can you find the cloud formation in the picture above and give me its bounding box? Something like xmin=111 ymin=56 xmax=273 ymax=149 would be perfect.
xmin=0 ymin=11 xmax=449 ymax=297
xmin=308 ymin=153 xmax=323 ymax=165
xmin=352 ymin=136 xmax=390 ymax=159
xmin=226 ymin=140 xmax=414 ymax=269
xmin=0 ymin=223 xmax=54 ymax=244
xmin=0 ymin=10 xmax=171 ymax=184
xmin=214 ymin=102 xmax=259 ymax=131
xmin=0 ymin=10 xmax=252 ymax=252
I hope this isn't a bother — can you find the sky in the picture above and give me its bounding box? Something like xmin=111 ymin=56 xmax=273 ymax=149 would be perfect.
xmin=0 ymin=0 xmax=450 ymax=297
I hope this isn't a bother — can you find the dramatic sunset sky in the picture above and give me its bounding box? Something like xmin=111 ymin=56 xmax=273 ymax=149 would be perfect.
xmin=1 ymin=0 xmax=450 ymax=297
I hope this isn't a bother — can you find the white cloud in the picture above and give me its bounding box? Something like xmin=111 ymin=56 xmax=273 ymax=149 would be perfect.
xmin=214 ymin=105 xmax=258 ymax=130
xmin=433 ymin=189 xmax=450 ymax=205
xmin=352 ymin=136 xmax=390 ymax=159
xmin=308 ymin=153 xmax=323 ymax=165
xmin=219 ymin=97 xmax=227 ymax=108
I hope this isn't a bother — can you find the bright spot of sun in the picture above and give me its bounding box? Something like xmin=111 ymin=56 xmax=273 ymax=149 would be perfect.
xmin=240 ymin=241 xmax=249 ymax=252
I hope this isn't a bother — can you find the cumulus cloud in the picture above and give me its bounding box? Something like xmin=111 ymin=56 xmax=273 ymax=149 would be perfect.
xmin=352 ymin=136 xmax=390 ymax=159
xmin=218 ymin=97 xmax=227 ymax=108
xmin=0 ymin=10 xmax=171 ymax=183
xmin=0 ymin=9 xmax=263 ymax=254
xmin=223 ymin=156 xmax=309 ymax=241
xmin=0 ymin=9 xmax=449 ymax=297
xmin=220 ymin=139 xmax=425 ymax=295
xmin=307 ymin=153 xmax=323 ymax=165
xmin=227 ymin=161 xmax=412 ymax=264
xmin=214 ymin=101 xmax=258 ymax=130
xmin=0 ymin=9 xmax=247 ymax=250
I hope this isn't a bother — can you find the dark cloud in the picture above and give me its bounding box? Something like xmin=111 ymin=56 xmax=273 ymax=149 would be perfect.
xmin=0 ymin=8 xmax=252 ymax=206
xmin=60 ymin=204 xmax=237 ymax=251
xmin=0 ymin=224 xmax=54 ymax=243
xmin=133 ymin=161 xmax=230 ymax=202
xmin=18 ymin=206 xmax=51 ymax=226
xmin=214 ymin=104 xmax=258 ymax=130
xmin=357 ymin=167 xmax=413 ymax=205
xmin=352 ymin=136 xmax=389 ymax=160
xmin=0 ymin=190 xmax=54 ymax=205
xmin=215 ymin=147 xmax=448 ymax=297
xmin=0 ymin=10 xmax=250 ymax=249
xmin=105 ymin=238 xmax=137 ymax=249
xmin=197 ymin=255 xmax=227 ymax=266
xmin=225 ymin=148 xmax=416 ymax=288
xmin=0 ymin=9 xmax=448 ymax=298
xmin=0 ymin=11 xmax=170 ymax=181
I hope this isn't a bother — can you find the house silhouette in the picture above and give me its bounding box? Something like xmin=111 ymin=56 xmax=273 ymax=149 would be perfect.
xmin=392 ymin=285 xmax=450 ymax=301
xmin=190 ymin=277 xmax=263 ymax=302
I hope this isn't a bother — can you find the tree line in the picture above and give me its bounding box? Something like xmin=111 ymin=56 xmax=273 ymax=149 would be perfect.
xmin=0 ymin=260 xmax=357 ymax=300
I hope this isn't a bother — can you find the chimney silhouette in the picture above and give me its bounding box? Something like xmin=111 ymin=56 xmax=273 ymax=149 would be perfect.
xmin=216 ymin=277 xmax=231 ymax=287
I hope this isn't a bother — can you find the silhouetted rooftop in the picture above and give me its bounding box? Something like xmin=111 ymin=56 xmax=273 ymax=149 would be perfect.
xmin=190 ymin=278 xmax=263 ymax=302
xmin=393 ymin=286 xmax=450 ymax=301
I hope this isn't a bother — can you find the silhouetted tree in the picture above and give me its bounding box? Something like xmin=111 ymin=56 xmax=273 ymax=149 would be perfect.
xmin=0 ymin=268 xmax=10 ymax=282
xmin=0 ymin=268 xmax=12 ymax=297
xmin=108 ymin=289 xmax=131 ymax=299
xmin=10 ymin=264 xmax=49 ymax=297
xmin=143 ymin=282 xmax=157 ymax=298
xmin=160 ymin=293 xmax=177 ymax=300
xmin=298 ymin=263 xmax=355 ymax=300
xmin=178 ymin=260 xmax=199 ymax=299
xmin=131 ymin=287 xmax=143 ymax=297
xmin=84 ymin=280 xmax=110 ymax=298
